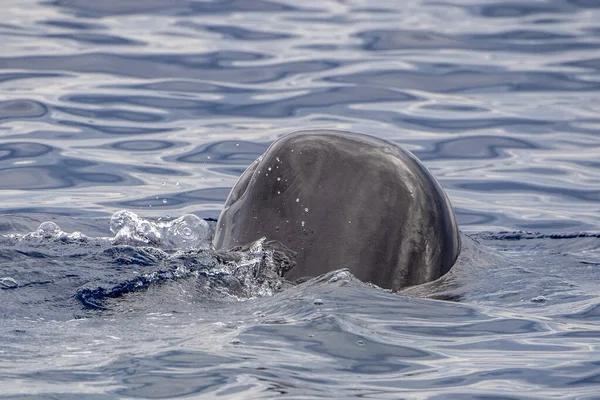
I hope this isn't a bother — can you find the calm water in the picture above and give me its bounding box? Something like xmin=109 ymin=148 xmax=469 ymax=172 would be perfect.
xmin=1 ymin=0 xmax=600 ymax=398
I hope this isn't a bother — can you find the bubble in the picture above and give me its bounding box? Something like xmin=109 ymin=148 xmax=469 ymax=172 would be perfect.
xmin=313 ymin=299 xmax=323 ymax=305
xmin=296 ymin=198 xmax=299 ymax=202
xmin=301 ymin=221 xmax=305 ymax=227
xmin=277 ymin=177 xmax=281 ymax=181
xmin=29 ymin=221 xmax=64 ymax=239
xmin=110 ymin=210 xmax=161 ymax=244
xmin=0 ymin=277 xmax=18 ymax=289
xmin=162 ymin=199 xmax=167 ymax=204
xmin=164 ymin=214 xmax=211 ymax=250
xmin=304 ymin=208 xmax=309 ymax=212
xmin=531 ymin=296 xmax=547 ymax=303
xmin=37 ymin=221 xmax=60 ymax=235
xmin=268 ymin=167 xmax=272 ymax=171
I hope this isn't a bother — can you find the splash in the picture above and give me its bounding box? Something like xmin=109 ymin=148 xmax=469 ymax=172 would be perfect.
xmin=110 ymin=210 xmax=211 ymax=250
xmin=0 ymin=211 xmax=297 ymax=312
xmin=76 ymin=237 xmax=296 ymax=308
xmin=2 ymin=211 xmax=213 ymax=251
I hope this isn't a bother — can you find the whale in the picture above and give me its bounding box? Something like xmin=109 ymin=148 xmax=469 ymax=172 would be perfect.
xmin=213 ymin=130 xmax=461 ymax=291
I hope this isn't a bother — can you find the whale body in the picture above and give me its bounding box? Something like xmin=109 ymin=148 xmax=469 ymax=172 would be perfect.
xmin=213 ymin=130 xmax=461 ymax=291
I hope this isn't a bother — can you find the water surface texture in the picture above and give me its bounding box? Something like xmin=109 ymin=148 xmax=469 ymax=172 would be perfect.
xmin=1 ymin=0 xmax=600 ymax=398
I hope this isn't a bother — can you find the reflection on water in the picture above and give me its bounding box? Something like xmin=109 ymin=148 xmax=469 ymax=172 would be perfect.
xmin=1 ymin=0 xmax=600 ymax=230
xmin=1 ymin=0 xmax=600 ymax=398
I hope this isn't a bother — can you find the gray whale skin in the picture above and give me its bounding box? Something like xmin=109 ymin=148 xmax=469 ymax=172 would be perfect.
xmin=213 ymin=130 xmax=461 ymax=291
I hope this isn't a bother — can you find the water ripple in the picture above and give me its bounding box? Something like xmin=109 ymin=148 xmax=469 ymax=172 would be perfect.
xmin=2 ymin=0 xmax=600 ymax=398
xmin=0 ymin=99 xmax=48 ymax=120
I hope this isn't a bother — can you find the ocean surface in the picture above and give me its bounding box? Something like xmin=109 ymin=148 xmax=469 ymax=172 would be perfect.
xmin=1 ymin=0 xmax=600 ymax=398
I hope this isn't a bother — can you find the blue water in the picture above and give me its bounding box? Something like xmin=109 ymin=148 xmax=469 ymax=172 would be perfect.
xmin=1 ymin=0 xmax=600 ymax=398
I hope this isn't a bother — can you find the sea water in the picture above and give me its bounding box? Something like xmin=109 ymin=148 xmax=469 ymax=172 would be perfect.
xmin=1 ymin=0 xmax=600 ymax=398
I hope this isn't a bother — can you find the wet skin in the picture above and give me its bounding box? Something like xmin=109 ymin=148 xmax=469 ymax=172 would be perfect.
xmin=213 ymin=130 xmax=461 ymax=291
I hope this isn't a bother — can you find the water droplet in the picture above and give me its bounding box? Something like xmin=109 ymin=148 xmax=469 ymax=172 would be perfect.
xmin=175 ymin=182 xmax=180 ymax=188
xmin=268 ymin=167 xmax=272 ymax=171
xmin=356 ymin=340 xmax=365 ymax=346
xmin=161 ymin=182 xmax=165 ymax=186
xmin=236 ymin=143 xmax=240 ymax=147
xmin=304 ymin=208 xmax=309 ymax=212
xmin=277 ymin=191 xmax=281 ymax=194
xmin=276 ymin=157 xmax=280 ymax=162
xmin=296 ymin=198 xmax=299 ymax=202
xmin=277 ymin=177 xmax=281 ymax=181
xmin=348 ymin=220 xmax=352 ymax=224
xmin=313 ymin=299 xmax=323 ymax=305
xmin=207 ymin=155 xmax=211 ymax=159
xmin=162 ymin=199 xmax=167 ymax=204
xmin=301 ymin=221 xmax=305 ymax=227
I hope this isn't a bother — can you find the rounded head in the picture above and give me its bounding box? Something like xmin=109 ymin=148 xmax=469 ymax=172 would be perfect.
xmin=213 ymin=130 xmax=460 ymax=290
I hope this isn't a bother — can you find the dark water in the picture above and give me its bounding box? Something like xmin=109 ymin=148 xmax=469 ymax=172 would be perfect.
xmin=1 ymin=0 xmax=600 ymax=398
